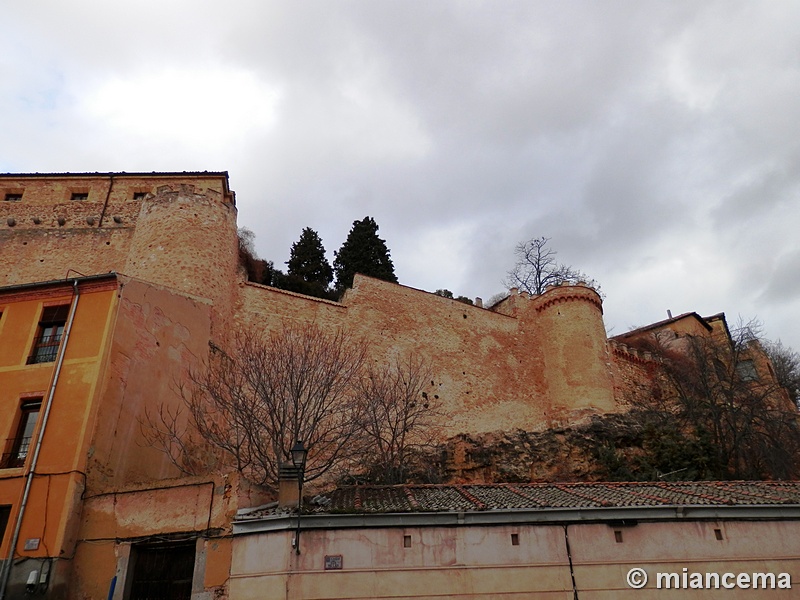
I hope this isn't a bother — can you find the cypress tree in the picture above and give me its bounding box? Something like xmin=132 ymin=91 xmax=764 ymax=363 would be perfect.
xmin=334 ymin=217 xmax=398 ymax=294
xmin=284 ymin=228 xmax=334 ymax=299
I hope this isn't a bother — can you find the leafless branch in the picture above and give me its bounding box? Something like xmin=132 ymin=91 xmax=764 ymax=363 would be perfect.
xmin=144 ymin=322 xmax=370 ymax=486
xmin=356 ymin=353 xmax=442 ymax=483
xmin=629 ymin=318 xmax=800 ymax=479
xmin=504 ymin=236 xmax=599 ymax=295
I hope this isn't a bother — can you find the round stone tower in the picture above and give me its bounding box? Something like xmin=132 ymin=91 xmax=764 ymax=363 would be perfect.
xmin=124 ymin=181 xmax=239 ymax=327
xmin=529 ymin=283 xmax=615 ymax=422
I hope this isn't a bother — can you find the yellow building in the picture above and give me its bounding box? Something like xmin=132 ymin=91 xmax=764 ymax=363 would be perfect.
xmin=0 ymin=275 xmax=117 ymax=596
xmin=0 ymin=272 xmax=270 ymax=598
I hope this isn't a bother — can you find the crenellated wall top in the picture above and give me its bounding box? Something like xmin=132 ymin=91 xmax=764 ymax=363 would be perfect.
xmin=496 ymin=282 xmax=604 ymax=316
xmin=607 ymin=339 xmax=661 ymax=364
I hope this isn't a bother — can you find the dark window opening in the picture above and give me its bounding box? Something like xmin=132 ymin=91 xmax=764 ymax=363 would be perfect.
xmin=0 ymin=506 xmax=10 ymax=544
xmin=132 ymin=192 xmax=148 ymax=200
xmin=128 ymin=541 xmax=195 ymax=600
xmin=4 ymin=193 xmax=22 ymax=202
xmin=2 ymin=400 xmax=42 ymax=468
xmin=28 ymin=305 xmax=69 ymax=365
xmin=70 ymin=192 xmax=89 ymax=201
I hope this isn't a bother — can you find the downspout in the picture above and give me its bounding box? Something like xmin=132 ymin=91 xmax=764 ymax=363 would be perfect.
xmin=98 ymin=174 xmax=114 ymax=228
xmin=0 ymin=280 xmax=81 ymax=599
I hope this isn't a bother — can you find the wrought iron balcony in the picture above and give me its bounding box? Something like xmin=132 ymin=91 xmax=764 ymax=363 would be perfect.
xmin=0 ymin=437 xmax=32 ymax=469
xmin=27 ymin=333 xmax=62 ymax=364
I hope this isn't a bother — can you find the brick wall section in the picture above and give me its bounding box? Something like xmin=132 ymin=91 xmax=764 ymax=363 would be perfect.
xmin=0 ymin=173 xmax=238 ymax=334
xmin=0 ymin=226 xmax=135 ymax=285
xmin=236 ymin=281 xmax=348 ymax=330
xmin=0 ymin=172 xmax=138 ymax=284
xmin=124 ymin=182 xmax=239 ymax=335
xmin=345 ymin=277 xmax=536 ymax=434
xmin=236 ymin=277 xmax=618 ymax=435
xmin=608 ymin=340 xmax=659 ymax=408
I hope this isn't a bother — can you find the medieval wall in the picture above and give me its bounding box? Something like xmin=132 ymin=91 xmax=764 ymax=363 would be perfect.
xmin=0 ymin=174 xmax=238 ymax=336
xmin=236 ymin=276 xmax=616 ymax=435
xmin=123 ymin=182 xmax=239 ymax=334
xmin=3 ymin=172 xmax=622 ymax=438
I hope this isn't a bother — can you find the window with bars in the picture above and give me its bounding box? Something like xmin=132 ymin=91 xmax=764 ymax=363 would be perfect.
xmin=27 ymin=305 xmax=69 ymax=365
xmin=2 ymin=400 xmax=41 ymax=469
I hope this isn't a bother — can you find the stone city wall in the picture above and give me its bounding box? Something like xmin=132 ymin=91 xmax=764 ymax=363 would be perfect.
xmin=2 ymin=173 xmax=624 ymax=437
xmin=0 ymin=173 xmax=239 ymax=335
xmin=236 ymin=276 xmax=618 ymax=435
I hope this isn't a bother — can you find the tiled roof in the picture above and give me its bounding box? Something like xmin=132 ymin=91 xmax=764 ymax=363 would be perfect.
xmin=306 ymin=481 xmax=800 ymax=515
xmin=610 ymin=311 xmax=712 ymax=340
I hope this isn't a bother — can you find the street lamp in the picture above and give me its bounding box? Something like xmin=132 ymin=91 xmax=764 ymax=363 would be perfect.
xmin=291 ymin=440 xmax=307 ymax=555
xmin=291 ymin=440 xmax=308 ymax=471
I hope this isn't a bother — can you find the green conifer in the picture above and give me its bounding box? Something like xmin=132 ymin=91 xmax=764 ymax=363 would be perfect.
xmin=284 ymin=228 xmax=334 ymax=299
xmin=334 ymin=217 xmax=398 ymax=294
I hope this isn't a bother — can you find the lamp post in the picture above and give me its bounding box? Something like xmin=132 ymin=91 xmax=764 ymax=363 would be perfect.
xmin=291 ymin=440 xmax=307 ymax=555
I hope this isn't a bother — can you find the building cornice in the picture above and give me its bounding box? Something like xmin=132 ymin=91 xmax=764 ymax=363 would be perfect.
xmin=233 ymin=503 xmax=800 ymax=536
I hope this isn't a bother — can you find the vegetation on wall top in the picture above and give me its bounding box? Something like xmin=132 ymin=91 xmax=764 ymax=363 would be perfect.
xmin=238 ymin=216 xmax=398 ymax=300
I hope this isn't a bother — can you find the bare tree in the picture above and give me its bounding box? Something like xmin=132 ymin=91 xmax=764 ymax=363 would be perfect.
xmin=356 ymin=353 xmax=442 ymax=483
xmin=238 ymin=227 xmax=283 ymax=286
xmin=504 ymin=236 xmax=597 ymax=295
xmin=630 ymin=319 xmax=800 ymax=480
xmin=143 ymin=323 xmax=369 ymax=485
xmin=763 ymin=339 xmax=800 ymax=407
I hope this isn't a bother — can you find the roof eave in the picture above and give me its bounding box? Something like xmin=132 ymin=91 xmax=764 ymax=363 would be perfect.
xmin=0 ymin=272 xmax=119 ymax=296
xmin=232 ymin=503 xmax=800 ymax=536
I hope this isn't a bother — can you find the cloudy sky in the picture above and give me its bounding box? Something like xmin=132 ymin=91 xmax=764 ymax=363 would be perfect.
xmin=2 ymin=1 xmax=799 ymax=350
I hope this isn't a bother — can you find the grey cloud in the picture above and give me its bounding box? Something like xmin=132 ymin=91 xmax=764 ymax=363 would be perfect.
xmin=2 ymin=1 xmax=800 ymax=351
xmin=760 ymin=250 xmax=800 ymax=304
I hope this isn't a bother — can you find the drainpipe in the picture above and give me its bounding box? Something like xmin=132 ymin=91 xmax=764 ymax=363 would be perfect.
xmin=0 ymin=280 xmax=81 ymax=599
xmin=98 ymin=174 xmax=114 ymax=228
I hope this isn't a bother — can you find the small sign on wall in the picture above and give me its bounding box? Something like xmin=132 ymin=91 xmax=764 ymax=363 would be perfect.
xmin=324 ymin=555 xmax=343 ymax=570
xmin=24 ymin=539 xmax=40 ymax=551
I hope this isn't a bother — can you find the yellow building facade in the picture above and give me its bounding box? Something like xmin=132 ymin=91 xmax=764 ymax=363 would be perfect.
xmin=0 ymin=276 xmax=117 ymax=596
xmin=0 ymin=273 xmax=269 ymax=598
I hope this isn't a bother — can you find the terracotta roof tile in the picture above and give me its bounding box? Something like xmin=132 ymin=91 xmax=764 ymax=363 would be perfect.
xmin=303 ymin=481 xmax=800 ymax=515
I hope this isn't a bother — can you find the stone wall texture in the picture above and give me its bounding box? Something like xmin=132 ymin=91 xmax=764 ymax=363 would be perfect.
xmin=0 ymin=174 xmax=238 ymax=323
xmin=236 ymin=276 xmax=617 ymax=435
xmin=1 ymin=172 xmax=626 ymax=439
